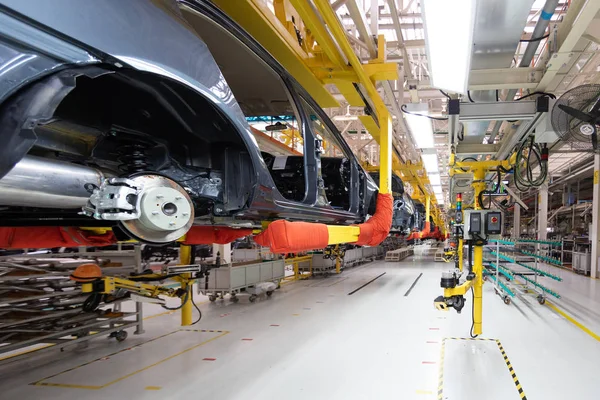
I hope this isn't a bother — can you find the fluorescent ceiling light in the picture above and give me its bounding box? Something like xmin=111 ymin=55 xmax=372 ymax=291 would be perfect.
xmin=422 ymin=0 xmax=476 ymax=94
xmin=433 ymin=185 xmax=443 ymax=195
xmin=403 ymin=103 xmax=434 ymax=149
xmin=421 ymin=152 xmax=439 ymax=174
xmin=333 ymin=115 xmax=359 ymax=121
xmin=429 ymin=173 xmax=441 ymax=186
xmin=436 ymin=194 xmax=444 ymax=204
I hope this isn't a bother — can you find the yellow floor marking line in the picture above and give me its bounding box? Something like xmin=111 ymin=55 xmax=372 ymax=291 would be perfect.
xmin=0 ymin=344 xmax=55 ymax=362
xmin=437 ymin=338 xmax=446 ymax=400
xmin=546 ymin=301 xmax=600 ymax=341
xmin=440 ymin=338 xmax=527 ymax=400
xmin=416 ymin=389 xmax=433 ymax=395
xmin=145 ymin=386 xmax=162 ymax=390
xmin=31 ymin=329 xmax=229 ymax=390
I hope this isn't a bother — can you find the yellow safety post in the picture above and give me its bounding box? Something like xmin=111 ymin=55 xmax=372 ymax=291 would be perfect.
xmin=471 ymin=167 xmax=487 ymax=336
xmin=179 ymin=245 xmax=193 ymax=326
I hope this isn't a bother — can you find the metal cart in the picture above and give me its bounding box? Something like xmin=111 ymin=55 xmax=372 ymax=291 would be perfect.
xmin=199 ymin=259 xmax=285 ymax=303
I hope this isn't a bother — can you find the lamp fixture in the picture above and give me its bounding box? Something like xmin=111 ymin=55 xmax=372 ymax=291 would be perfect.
xmin=422 ymin=0 xmax=477 ymax=94
xmin=403 ymin=103 xmax=434 ymax=149
xmin=429 ymin=173 xmax=441 ymax=187
xmin=421 ymin=152 xmax=439 ymax=175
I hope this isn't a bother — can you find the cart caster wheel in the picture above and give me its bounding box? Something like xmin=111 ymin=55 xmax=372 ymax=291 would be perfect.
xmin=503 ymin=296 xmax=511 ymax=305
xmin=113 ymin=330 xmax=128 ymax=342
xmin=249 ymin=295 xmax=257 ymax=303
xmin=537 ymin=295 xmax=546 ymax=305
xmin=266 ymin=291 xmax=274 ymax=297
xmin=209 ymin=295 xmax=217 ymax=302
xmin=231 ymin=296 xmax=239 ymax=303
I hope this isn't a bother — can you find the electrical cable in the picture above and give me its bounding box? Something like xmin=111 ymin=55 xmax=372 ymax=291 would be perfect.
xmin=496 ymin=90 xmax=499 ymax=102
xmin=457 ymin=123 xmax=465 ymax=142
xmin=439 ymin=90 xmax=451 ymax=100
xmin=467 ymin=91 xmax=475 ymax=103
xmin=190 ymin=289 xmax=202 ymax=325
xmin=516 ymin=91 xmax=556 ymax=100
xmin=401 ymin=104 xmax=448 ymax=120
xmin=519 ymin=34 xmax=549 ymax=43
xmin=513 ymin=136 xmax=548 ymax=191
xmin=469 ymin=286 xmax=478 ymax=338
xmin=161 ymin=286 xmax=190 ymax=311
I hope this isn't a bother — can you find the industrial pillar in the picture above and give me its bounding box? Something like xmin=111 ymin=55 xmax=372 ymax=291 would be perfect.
xmin=590 ymin=155 xmax=600 ymax=279
xmin=179 ymin=245 xmax=193 ymax=326
xmin=471 ymin=167 xmax=486 ymax=336
xmin=538 ymin=183 xmax=548 ymax=240
xmin=513 ymin=201 xmax=521 ymax=238
xmin=213 ymin=243 xmax=232 ymax=264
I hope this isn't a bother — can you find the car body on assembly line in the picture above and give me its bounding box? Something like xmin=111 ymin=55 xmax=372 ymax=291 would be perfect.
xmin=0 ymin=0 xmax=378 ymax=244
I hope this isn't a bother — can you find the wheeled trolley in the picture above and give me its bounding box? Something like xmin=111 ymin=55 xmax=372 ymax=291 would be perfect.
xmin=199 ymin=260 xmax=285 ymax=303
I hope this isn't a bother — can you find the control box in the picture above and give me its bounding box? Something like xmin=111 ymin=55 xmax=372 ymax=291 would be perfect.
xmin=485 ymin=211 xmax=502 ymax=234
xmin=463 ymin=210 xmax=502 ymax=239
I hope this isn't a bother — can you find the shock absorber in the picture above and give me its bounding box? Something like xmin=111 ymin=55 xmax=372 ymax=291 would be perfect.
xmin=118 ymin=143 xmax=152 ymax=173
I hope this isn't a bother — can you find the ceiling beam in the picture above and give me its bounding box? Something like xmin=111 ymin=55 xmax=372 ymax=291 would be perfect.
xmin=345 ymin=0 xmax=377 ymax=58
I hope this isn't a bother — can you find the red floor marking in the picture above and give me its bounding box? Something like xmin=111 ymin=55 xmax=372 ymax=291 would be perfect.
xmin=203 ymin=358 xmax=216 ymax=361
xmin=242 ymin=338 xmax=253 ymax=341
xmin=429 ymin=328 xmax=439 ymax=330
xmin=220 ymin=314 xmax=230 ymax=318
xmin=270 ymin=324 xmax=280 ymax=327
xmin=422 ymin=361 xmax=436 ymax=364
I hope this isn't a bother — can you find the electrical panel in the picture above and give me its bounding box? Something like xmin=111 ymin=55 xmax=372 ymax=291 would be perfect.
xmin=462 ymin=210 xmax=502 ymax=239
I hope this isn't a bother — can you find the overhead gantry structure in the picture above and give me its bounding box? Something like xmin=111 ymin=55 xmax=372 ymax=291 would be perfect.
xmin=212 ymin=0 xmax=444 ymax=223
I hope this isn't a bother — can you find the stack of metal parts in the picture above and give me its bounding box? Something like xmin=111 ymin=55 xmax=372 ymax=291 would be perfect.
xmin=0 ymin=250 xmax=142 ymax=361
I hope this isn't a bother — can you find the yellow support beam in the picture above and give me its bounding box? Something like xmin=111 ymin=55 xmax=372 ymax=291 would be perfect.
xmin=179 ymin=245 xmax=193 ymax=326
xmin=327 ymin=225 xmax=360 ymax=244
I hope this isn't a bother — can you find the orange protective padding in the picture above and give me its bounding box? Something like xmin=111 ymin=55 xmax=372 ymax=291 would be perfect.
xmin=183 ymin=226 xmax=252 ymax=245
xmin=0 ymin=227 xmax=116 ymax=249
xmin=355 ymin=193 xmax=393 ymax=246
xmin=253 ymin=220 xmax=329 ymax=253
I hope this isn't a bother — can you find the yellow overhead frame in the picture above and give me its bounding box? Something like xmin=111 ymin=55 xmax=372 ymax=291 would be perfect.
xmin=213 ymin=0 xmax=395 ymax=195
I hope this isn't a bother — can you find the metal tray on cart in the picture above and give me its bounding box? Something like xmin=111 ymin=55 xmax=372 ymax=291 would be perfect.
xmin=200 ymin=259 xmax=285 ymax=303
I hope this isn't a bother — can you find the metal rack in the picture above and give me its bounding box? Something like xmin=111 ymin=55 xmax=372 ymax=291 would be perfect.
xmin=0 ymin=245 xmax=145 ymax=364
xmin=484 ymin=239 xmax=562 ymax=306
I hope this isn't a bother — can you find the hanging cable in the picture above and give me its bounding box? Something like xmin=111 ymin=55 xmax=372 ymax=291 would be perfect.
xmin=401 ymin=104 xmax=448 ymax=120
xmin=467 ymin=91 xmax=475 ymax=103
xmin=469 ymin=286 xmax=478 ymax=338
xmin=519 ymin=34 xmax=549 ymax=43
xmin=516 ymin=91 xmax=556 ymax=100
xmin=439 ymin=90 xmax=452 ymax=100
xmin=513 ymin=136 xmax=548 ymax=191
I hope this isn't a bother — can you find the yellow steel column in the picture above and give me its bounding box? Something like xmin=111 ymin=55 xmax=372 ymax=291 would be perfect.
xmin=378 ymin=106 xmax=393 ymax=194
xmin=472 ymin=167 xmax=486 ymax=336
xmin=179 ymin=245 xmax=193 ymax=326
xmin=425 ymin=195 xmax=431 ymax=223
xmin=312 ymin=0 xmax=392 ymax=194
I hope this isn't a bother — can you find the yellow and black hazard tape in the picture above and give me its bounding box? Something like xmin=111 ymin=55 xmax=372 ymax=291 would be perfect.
xmin=496 ymin=340 xmax=527 ymax=400
xmin=437 ymin=339 xmax=446 ymax=400
xmin=437 ymin=338 xmax=527 ymax=400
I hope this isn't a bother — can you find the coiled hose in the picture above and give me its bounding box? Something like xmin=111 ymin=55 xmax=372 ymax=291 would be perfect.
xmin=514 ymin=136 xmax=548 ymax=191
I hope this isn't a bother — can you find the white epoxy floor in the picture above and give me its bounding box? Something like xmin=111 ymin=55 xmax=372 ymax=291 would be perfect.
xmin=1 ymin=250 xmax=600 ymax=400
